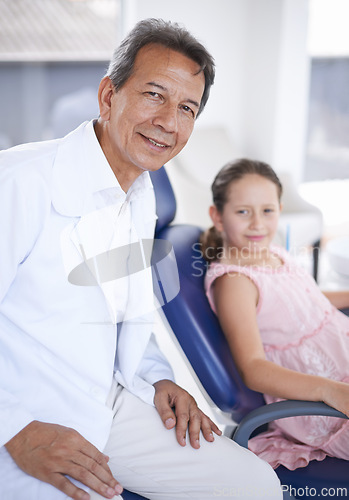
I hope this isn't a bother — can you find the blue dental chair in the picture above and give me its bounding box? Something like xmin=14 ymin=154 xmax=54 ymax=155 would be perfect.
xmin=122 ymin=491 xmax=147 ymax=500
xmin=149 ymin=167 xmax=349 ymax=500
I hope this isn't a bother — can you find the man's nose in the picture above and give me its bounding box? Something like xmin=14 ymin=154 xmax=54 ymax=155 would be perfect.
xmin=152 ymin=102 xmax=178 ymax=133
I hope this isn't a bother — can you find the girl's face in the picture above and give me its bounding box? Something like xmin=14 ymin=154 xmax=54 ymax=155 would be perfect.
xmin=210 ymin=174 xmax=282 ymax=254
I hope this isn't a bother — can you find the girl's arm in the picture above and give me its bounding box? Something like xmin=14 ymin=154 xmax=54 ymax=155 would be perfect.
xmin=322 ymin=290 xmax=349 ymax=310
xmin=213 ymin=273 xmax=349 ymax=417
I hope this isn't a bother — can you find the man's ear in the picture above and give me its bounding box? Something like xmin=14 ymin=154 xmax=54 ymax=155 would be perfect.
xmin=279 ymin=202 xmax=283 ymax=213
xmin=98 ymin=76 xmax=114 ymax=121
xmin=209 ymin=205 xmax=224 ymax=232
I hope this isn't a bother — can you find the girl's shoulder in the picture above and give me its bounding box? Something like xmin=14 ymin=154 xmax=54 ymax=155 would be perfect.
xmin=205 ymin=260 xmax=248 ymax=280
xmin=206 ymin=244 xmax=291 ymax=278
xmin=204 ymin=259 xmax=260 ymax=293
xmin=204 ymin=260 xmax=262 ymax=315
xmin=204 ymin=244 xmax=293 ymax=301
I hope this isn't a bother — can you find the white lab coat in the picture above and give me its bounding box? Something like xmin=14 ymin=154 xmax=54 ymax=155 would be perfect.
xmin=0 ymin=121 xmax=174 ymax=497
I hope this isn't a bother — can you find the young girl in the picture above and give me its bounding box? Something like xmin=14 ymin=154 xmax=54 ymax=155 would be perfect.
xmin=202 ymin=158 xmax=349 ymax=470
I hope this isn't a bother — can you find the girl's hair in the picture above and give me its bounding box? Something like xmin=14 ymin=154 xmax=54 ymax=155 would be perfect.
xmin=200 ymin=158 xmax=283 ymax=262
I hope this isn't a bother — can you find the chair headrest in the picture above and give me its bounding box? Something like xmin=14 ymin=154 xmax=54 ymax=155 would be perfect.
xmin=149 ymin=167 xmax=176 ymax=234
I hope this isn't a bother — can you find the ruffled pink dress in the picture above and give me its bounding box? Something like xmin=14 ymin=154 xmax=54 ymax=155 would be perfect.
xmin=205 ymin=245 xmax=349 ymax=470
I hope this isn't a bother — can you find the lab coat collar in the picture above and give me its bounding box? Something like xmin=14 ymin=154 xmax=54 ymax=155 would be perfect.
xmin=51 ymin=120 xmax=153 ymax=217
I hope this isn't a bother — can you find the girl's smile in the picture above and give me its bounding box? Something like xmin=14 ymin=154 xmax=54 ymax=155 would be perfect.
xmin=246 ymin=235 xmax=266 ymax=241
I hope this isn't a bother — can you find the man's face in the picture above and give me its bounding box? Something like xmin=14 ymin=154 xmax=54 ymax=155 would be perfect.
xmin=96 ymin=43 xmax=206 ymax=184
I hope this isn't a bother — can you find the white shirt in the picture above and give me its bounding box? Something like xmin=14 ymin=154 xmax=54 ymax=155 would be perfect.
xmin=0 ymin=121 xmax=174 ymax=452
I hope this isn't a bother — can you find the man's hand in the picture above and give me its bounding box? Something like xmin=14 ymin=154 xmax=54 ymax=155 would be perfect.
xmin=5 ymin=421 xmax=123 ymax=500
xmin=153 ymin=379 xmax=222 ymax=449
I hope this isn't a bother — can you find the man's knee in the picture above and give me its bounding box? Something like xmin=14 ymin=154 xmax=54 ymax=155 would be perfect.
xmin=211 ymin=439 xmax=282 ymax=499
xmin=237 ymin=454 xmax=282 ymax=499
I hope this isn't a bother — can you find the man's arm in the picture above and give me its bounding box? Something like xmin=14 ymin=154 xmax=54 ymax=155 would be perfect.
xmin=0 ymin=159 xmax=122 ymax=500
xmin=135 ymin=333 xmax=175 ymax=385
xmin=0 ymin=163 xmax=46 ymax=446
xmin=135 ymin=332 xmax=221 ymax=448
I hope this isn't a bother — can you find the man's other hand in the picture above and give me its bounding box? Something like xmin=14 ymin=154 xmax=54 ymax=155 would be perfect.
xmin=5 ymin=420 xmax=123 ymax=500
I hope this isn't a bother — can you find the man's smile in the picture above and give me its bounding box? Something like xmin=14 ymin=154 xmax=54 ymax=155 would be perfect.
xmin=147 ymin=137 xmax=167 ymax=148
xmin=140 ymin=133 xmax=171 ymax=149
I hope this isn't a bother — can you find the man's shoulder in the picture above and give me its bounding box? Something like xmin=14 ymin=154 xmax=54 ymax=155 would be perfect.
xmin=0 ymin=137 xmax=60 ymax=183
xmin=0 ymin=139 xmax=66 ymax=223
xmin=0 ymin=122 xmax=87 ymax=181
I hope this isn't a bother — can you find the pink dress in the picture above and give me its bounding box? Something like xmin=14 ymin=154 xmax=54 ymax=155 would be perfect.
xmin=205 ymin=245 xmax=349 ymax=470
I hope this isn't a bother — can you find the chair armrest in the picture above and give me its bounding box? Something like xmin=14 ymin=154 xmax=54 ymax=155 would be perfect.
xmin=232 ymin=400 xmax=348 ymax=449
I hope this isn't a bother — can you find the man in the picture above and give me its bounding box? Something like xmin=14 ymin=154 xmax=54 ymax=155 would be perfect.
xmin=0 ymin=19 xmax=282 ymax=500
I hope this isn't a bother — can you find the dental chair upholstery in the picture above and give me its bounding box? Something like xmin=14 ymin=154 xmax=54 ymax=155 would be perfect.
xmin=150 ymin=167 xmax=349 ymax=500
xmin=122 ymin=490 xmax=147 ymax=500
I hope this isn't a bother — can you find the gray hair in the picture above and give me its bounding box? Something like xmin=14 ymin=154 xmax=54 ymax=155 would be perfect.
xmin=106 ymin=18 xmax=215 ymax=117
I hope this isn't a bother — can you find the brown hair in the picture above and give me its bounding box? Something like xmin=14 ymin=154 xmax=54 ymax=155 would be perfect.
xmin=200 ymin=158 xmax=283 ymax=262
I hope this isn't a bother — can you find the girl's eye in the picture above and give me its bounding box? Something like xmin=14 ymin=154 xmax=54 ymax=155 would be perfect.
xmin=237 ymin=209 xmax=248 ymax=215
xmin=264 ymin=208 xmax=274 ymax=214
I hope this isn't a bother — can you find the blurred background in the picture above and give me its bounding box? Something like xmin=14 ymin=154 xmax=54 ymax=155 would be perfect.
xmin=0 ymin=1 xmax=348 ymax=278
xmin=0 ymin=0 xmax=348 ymax=249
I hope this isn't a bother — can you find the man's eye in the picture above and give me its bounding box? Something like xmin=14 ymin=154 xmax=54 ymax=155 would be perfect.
xmin=181 ymin=105 xmax=195 ymax=117
xmin=145 ymin=91 xmax=161 ymax=99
